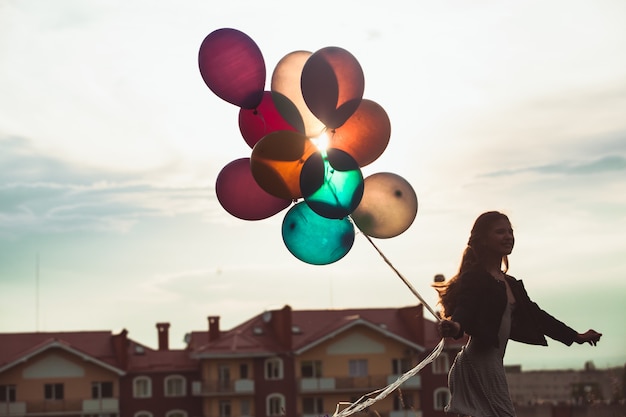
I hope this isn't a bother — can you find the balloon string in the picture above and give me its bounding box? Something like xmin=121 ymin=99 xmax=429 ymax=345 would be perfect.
xmin=332 ymin=339 xmax=445 ymax=417
xmin=329 ymin=225 xmax=445 ymax=417
xmin=356 ymin=226 xmax=441 ymax=322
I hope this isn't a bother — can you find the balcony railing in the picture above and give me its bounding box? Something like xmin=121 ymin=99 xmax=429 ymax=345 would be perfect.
xmin=192 ymin=379 xmax=255 ymax=396
xmin=0 ymin=398 xmax=119 ymax=415
xmin=83 ymin=398 xmax=119 ymax=412
xmin=300 ymin=374 xmax=421 ymax=393
xmin=0 ymin=402 xmax=26 ymax=416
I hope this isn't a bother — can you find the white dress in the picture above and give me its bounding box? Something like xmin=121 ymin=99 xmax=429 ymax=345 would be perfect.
xmin=445 ymin=302 xmax=517 ymax=417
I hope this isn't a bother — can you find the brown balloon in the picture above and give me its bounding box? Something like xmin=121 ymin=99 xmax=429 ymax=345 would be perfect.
xmin=351 ymin=172 xmax=418 ymax=238
xmin=328 ymin=99 xmax=391 ymax=167
xmin=250 ymin=130 xmax=318 ymax=200
xmin=301 ymin=47 xmax=365 ymax=129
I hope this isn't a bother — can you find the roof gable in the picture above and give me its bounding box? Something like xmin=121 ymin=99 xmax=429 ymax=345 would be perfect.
xmin=0 ymin=331 xmax=129 ymax=375
xmin=0 ymin=336 xmax=125 ymax=375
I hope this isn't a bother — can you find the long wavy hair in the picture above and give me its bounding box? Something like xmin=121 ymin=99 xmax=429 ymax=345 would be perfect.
xmin=433 ymin=211 xmax=511 ymax=319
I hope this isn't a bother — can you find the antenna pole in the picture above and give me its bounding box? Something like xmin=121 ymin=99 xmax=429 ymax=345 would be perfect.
xmin=36 ymin=252 xmax=40 ymax=331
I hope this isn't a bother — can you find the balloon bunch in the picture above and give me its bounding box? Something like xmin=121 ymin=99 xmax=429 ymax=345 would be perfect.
xmin=200 ymin=28 xmax=418 ymax=265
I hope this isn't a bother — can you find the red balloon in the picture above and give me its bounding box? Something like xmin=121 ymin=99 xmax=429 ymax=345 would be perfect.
xmin=328 ymin=99 xmax=391 ymax=167
xmin=198 ymin=28 xmax=265 ymax=109
xmin=238 ymin=91 xmax=297 ymax=149
xmin=301 ymin=47 xmax=365 ymax=129
xmin=250 ymin=131 xmax=318 ymax=199
xmin=216 ymin=158 xmax=291 ymax=220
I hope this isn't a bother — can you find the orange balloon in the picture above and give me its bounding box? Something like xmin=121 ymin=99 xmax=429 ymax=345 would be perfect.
xmin=250 ymin=131 xmax=318 ymax=199
xmin=328 ymin=99 xmax=391 ymax=167
xmin=271 ymin=51 xmax=325 ymax=138
xmin=351 ymin=172 xmax=418 ymax=238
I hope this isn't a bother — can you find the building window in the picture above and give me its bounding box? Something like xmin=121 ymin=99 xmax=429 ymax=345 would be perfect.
xmin=392 ymin=358 xmax=411 ymax=374
xmin=165 ymin=411 xmax=187 ymax=417
xmin=432 ymin=353 xmax=450 ymax=374
xmin=219 ymin=400 xmax=231 ymax=417
xmin=240 ymin=363 xmax=249 ymax=379
xmin=265 ymin=358 xmax=283 ymax=380
xmin=92 ymin=381 xmax=113 ymax=398
xmin=134 ymin=413 xmax=153 ymax=417
xmin=0 ymin=385 xmax=16 ymax=402
xmin=301 ymin=360 xmax=322 ymax=378
xmin=219 ymin=364 xmax=231 ymax=389
xmin=44 ymin=383 xmax=63 ymax=400
xmin=348 ymin=359 xmax=368 ymax=377
xmin=164 ymin=375 xmax=186 ymax=397
xmin=133 ymin=376 xmax=152 ymax=398
xmin=267 ymin=393 xmax=285 ymax=416
xmin=302 ymin=397 xmax=324 ymax=414
xmin=433 ymin=387 xmax=451 ymax=410
xmin=241 ymin=399 xmax=251 ymax=416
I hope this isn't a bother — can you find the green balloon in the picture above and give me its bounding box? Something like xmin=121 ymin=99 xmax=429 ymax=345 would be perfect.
xmin=300 ymin=148 xmax=364 ymax=219
xmin=282 ymin=201 xmax=355 ymax=265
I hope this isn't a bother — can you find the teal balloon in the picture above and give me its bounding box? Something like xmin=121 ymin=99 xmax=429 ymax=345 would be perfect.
xmin=300 ymin=148 xmax=364 ymax=219
xmin=282 ymin=202 xmax=355 ymax=265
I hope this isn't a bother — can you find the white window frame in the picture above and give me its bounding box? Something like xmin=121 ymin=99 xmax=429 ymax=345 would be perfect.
xmin=265 ymin=357 xmax=284 ymax=380
xmin=165 ymin=410 xmax=187 ymax=417
xmin=134 ymin=412 xmax=153 ymax=417
xmin=164 ymin=375 xmax=186 ymax=397
xmin=433 ymin=387 xmax=451 ymax=410
xmin=432 ymin=353 xmax=450 ymax=374
xmin=133 ymin=376 xmax=152 ymax=398
xmin=267 ymin=393 xmax=285 ymax=416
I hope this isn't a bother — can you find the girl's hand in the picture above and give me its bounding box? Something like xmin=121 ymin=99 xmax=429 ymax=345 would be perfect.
xmin=438 ymin=319 xmax=462 ymax=338
xmin=575 ymin=329 xmax=602 ymax=346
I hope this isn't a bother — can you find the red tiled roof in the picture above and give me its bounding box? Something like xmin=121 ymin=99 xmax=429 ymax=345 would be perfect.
xmin=192 ymin=305 xmax=443 ymax=358
xmin=0 ymin=331 xmax=124 ymax=373
xmin=127 ymin=345 xmax=198 ymax=373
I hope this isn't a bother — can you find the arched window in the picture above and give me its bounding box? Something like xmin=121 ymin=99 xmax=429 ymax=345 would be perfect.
xmin=433 ymin=387 xmax=451 ymax=410
xmin=264 ymin=357 xmax=283 ymax=380
xmin=164 ymin=375 xmax=186 ymax=397
xmin=432 ymin=352 xmax=450 ymax=374
xmin=165 ymin=410 xmax=187 ymax=417
xmin=133 ymin=376 xmax=152 ymax=398
xmin=267 ymin=393 xmax=285 ymax=416
xmin=134 ymin=412 xmax=153 ymax=417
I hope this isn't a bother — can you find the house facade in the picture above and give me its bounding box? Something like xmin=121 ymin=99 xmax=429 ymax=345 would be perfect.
xmin=187 ymin=304 xmax=464 ymax=417
xmin=0 ymin=324 xmax=202 ymax=417
xmin=0 ymin=331 xmax=126 ymax=417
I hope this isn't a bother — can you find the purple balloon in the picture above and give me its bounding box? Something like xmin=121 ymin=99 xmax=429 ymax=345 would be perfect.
xmin=198 ymin=28 xmax=265 ymax=109
xmin=216 ymin=158 xmax=291 ymax=220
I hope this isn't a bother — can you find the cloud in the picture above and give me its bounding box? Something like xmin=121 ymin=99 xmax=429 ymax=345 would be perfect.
xmin=483 ymin=154 xmax=626 ymax=178
xmin=0 ymin=136 xmax=219 ymax=238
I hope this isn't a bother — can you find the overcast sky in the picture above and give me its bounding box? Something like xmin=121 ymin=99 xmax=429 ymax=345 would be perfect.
xmin=1 ymin=0 xmax=625 ymax=371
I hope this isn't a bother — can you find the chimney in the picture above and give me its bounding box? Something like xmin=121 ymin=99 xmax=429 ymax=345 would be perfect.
xmin=208 ymin=316 xmax=220 ymax=342
xmin=270 ymin=305 xmax=293 ymax=350
xmin=111 ymin=329 xmax=129 ymax=370
xmin=156 ymin=322 xmax=170 ymax=350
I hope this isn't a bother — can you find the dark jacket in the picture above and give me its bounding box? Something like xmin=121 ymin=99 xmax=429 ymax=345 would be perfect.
xmin=451 ymin=268 xmax=578 ymax=349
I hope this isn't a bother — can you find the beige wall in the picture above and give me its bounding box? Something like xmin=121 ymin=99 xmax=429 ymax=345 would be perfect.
xmin=0 ymin=347 xmax=119 ymax=402
xmin=297 ymin=326 xmax=413 ymax=377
